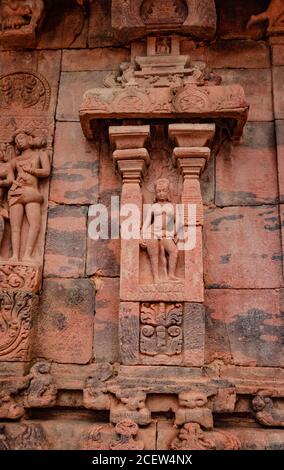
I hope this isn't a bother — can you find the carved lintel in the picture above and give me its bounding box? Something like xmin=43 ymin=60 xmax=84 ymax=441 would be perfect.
xmin=80 ymin=84 xmax=248 ymax=141
xmin=0 ymin=291 xmax=38 ymax=362
xmin=0 ymin=262 xmax=42 ymax=293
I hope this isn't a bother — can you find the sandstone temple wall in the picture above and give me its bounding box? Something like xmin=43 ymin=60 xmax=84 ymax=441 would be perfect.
xmin=0 ymin=0 xmax=284 ymax=451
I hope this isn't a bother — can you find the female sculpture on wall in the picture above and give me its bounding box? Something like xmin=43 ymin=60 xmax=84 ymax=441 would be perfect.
xmin=6 ymin=130 xmax=51 ymax=263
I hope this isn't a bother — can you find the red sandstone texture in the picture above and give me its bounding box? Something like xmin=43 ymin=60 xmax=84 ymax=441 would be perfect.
xmin=0 ymin=0 xmax=284 ymax=451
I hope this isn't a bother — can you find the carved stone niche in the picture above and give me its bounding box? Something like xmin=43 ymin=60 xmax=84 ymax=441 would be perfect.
xmin=0 ymin=0 xmax=45 ymax=47
xmin=111 ymin=0 xmax=217 ymax=40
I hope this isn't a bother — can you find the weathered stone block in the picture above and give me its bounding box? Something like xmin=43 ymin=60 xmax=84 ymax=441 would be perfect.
xmin=276 ymin=121 xmax=284 ymax=203
xmin=56 ymin=71 xmax=110 ymax=121
xmin=273 ymin=67 xmax=284 ymax=119
xmin=50 ymin=122 xmax=99 ymax=205
xmin=216 ymin=122 xmax=278 ymax=206
xmin=44 ymin=205 xmax=87 ymax=278
xmin=34 ymin=279 xmax=95 ymax=364
xmin=204 ymin=206 xmax=282 ymax=289
xmin=62 ymin=48 xmax=130 ymax=71
xmin=180 ymin=40 xmax=270 ymax=69
xmin=0 ymin=51 xmax=61 ymax=115
xmin=205 ymin=289 xmax=283 ymax=367
xmin=220 ymin=68 xmax=273 ymax=121
xmin=94 ymin=277 xmax=120 ymax=363
xmin=37 ymin=0 xmax=88 ymax=49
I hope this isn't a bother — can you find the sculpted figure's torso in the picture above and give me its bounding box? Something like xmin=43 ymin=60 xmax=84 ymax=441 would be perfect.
xmin=3 ymin=131 xmax=51 ymax=263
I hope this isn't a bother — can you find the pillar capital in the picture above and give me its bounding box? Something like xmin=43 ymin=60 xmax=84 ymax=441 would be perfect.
xmin=169 ymin=123 xmax=215 ymax=148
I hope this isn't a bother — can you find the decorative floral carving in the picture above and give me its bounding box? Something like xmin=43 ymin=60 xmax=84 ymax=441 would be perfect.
xmin=0 ymin=263 xmax=41 ymax=292
xmin=80 ymin=425 xmax=107 ymax=450
xmin=14 ymin=423 xmax=49 ymax=450
xmin=173 ymin=86 xmax=211 ymax=113
xmin=171 ymin=423 xmax=241 ymax=450
xmin=0 ymin=423 xmax=49 ymax=450
xmin=110 ymin=420 xmax=145 ymax=451
xmin=0 ymin=72 xmax=50 ymax=112
xmin=0 ymin=291 xmax=37 ymax=361
xmin=81 ymin=420 xmax=145 ymax=451
xmin=140 ymin=302 xmax=183 ymax=356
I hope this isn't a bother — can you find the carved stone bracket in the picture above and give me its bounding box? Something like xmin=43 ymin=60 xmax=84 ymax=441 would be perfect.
xmin=0 ymin=0 xmax=45 ymax=48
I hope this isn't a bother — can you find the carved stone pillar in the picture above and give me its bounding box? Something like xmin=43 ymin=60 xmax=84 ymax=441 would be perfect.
xmin=169 ymin=124 xmax=215 ymax=302
xmin=109 ymin=125 xmax=150 ymax=297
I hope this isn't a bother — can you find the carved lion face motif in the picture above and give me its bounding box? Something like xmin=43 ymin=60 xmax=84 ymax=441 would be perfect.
xmin=179 ymin=392 xmax=208 ymax=409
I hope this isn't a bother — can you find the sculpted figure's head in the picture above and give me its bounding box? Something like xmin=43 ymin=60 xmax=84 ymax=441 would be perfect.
xmin=252 ymin=395 xmax=271 ymax=412
xmin=179 ymin=391 xmax=208 ymax=409
xmin=155 ymin=178 xmax=170 ymax=202
xmin=14 ymin=131 xmax=32 ymax=151
xmin=13 ymin=130 xmax=47 ymax=153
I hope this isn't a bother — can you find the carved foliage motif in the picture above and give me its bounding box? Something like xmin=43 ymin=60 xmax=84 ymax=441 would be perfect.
xmin=81 ymin=420 xmax=145 ymax=451
xmin=0 ymin=291 xmax=37 ymax=360
xmin=140 ymin=302 xmax=183 ymax=356
xmin=0 ymin=424 xmax=49 ymax=450
xmin=0 ymin=72 xmax=51 ymax=112
xmin=170 ymin=423 xmax=241 ymax=451
xmin=0 ymin=263 xmax=41 ymax=292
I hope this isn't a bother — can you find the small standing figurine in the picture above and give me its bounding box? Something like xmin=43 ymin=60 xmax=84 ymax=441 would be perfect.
xmin=6 ymin=130 xmax=51 ymax=263
xmin=25 ymin=362 xmax=57 ymax=408
xmin=141 ymin=178 xmax=180 ymax=283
